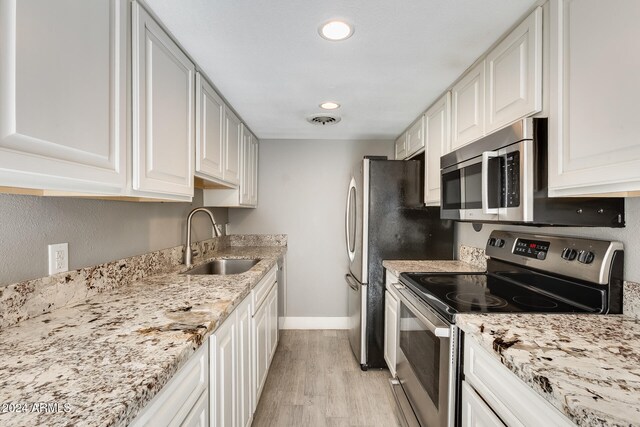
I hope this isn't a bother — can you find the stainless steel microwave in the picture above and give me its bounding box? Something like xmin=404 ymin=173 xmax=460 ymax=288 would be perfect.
xmin=440 ymin=118 xmax=625 ymax=227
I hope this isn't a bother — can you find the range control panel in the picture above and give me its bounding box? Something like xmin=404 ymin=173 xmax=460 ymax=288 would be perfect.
xmin=485 ymin=230 xmax=624 ymax=285
xmin=513 ymin=238 xmax=550 ymax=260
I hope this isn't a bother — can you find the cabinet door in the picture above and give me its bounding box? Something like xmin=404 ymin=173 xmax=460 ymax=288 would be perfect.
xmin=394 ymin=133 xmax=407 ymax=160
xmin=452 ymin=61 xmax=485 ymax=150
xmin=224 ymin=109 xmax=241 ymax=185
xmin=0 ymin=0 xmax=126 ymax=194
xmin=181 ymin=391 xmax=209 ymax=427
xmin=549 ymin=0 xmax=640 ymax=197
xmin=132 ymin=2 xmax=194 ymax=198
xmin=267 ymin=285 xmax=279 ymax=362
xmin=424 ymin=93 xmax=451 ymax=206
xmin=239 ymin=127 xmax=252 ymax=205
xmin=211 ymin=313 xmax=236 ymax=427
xmin=405 ymin=117 xmax=425 ymax=158
xmin=195 ymin=73 xmax=225 ymax=181
xmin=253 ymin=301 xmax=269 ymax=404
xmin=384 ymin=290 xmax=399 ymax=377
xmin=460 ymin=382 xmax=506 ymax=427
xmin=251 ymin=136 xmax=259 ymax=206
xmin=236 ymin=296 xmax=252 ymax=427
xmin=486 ymin=7 xmax=542 ymax=134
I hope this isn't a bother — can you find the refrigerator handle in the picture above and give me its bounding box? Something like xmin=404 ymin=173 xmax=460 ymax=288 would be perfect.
xmin=345 ymin=274 xmax=360 ymax=291
xmin=345 ymin=177 xmax=357 ymax=262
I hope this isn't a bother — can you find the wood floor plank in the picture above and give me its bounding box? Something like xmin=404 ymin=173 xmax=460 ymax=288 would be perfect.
xmin=252 ymin=330 xmax=402 ymax=427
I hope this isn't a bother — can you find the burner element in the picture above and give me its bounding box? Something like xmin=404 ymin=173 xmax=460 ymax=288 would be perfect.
xmin=445 ymin=292 xmax=508 ymax=308
xmin=512 ymin=295 xmax=559 ymax=309
xmin=420 ymin=276 xmax=458 ymax=285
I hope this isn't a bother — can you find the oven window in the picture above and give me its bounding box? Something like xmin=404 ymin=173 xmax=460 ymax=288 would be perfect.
xmin=399 ymin=302 xmax=440 ymax=407
xmin=442 ymin=169 xmax=461 ymax=210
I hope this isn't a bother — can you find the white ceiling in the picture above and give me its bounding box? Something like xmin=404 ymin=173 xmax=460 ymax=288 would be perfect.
xmin=145 ymin=0 xmax=538 ymax=140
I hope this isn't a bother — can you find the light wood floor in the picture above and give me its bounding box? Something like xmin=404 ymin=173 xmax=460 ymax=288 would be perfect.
xmin=252 ymin=330 xmax=402 ymax=427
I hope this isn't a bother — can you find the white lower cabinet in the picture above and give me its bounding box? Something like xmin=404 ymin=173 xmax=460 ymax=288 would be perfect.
xmin=237 ymin=295 xmax=253 ymax=427
xmin=463 ymin=336 xmax=575 ymax=427
xmin=383 ymin=271 xmax=401 ymax=377
xmin=134 ymin=266 xmax=280 ymax=427
xmin=131 ymin=342 xmax=209 ymax=427
xmin=252 ymin=267 xmax=279 ymax=408
xmin=182 ymin=391 xmax=210 ymax=427
xmin=460 ymin=381 xmax=505 ymax=427
xmin=210 ymin=303 xmax=237 ymax=427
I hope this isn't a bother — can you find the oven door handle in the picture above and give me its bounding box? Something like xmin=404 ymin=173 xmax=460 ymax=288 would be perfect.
xmin=481 ymin=151 xmax=500 ymax=215
xmin=396 ymin=285 xmax=450 ymax=338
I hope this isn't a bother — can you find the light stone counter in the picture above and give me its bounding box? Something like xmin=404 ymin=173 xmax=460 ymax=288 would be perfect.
xmin=457 ymin=313 xmax=640 ymax=427
xmin=0 ymin=236 xmax=286 ymax=427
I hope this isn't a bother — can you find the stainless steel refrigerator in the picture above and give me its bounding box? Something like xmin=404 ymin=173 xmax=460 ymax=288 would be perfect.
xmin=345 ymin=157 xmax=454 ymax=370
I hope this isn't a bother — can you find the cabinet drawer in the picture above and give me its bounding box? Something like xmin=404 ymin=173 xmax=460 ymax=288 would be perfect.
xmin=461 ymin=381 xmax=505 ymax=427
xmin=181 ymin=390 xmax=208 ymax=427
xmin=464 ymin=338 xmax=574 ymax=427
xmin=252 ymin=266 xmax=277 ymax=315
xmin=132 ymin=341 xmax=209 ymax=427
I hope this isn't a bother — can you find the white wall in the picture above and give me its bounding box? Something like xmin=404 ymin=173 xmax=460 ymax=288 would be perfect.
xmin=0 ymin=190 xmax=226 ymax=286
xmin=229 ymin=139 xmax=393 ymax=319
xmin=455 ymin=197 xmax=640 ymax=282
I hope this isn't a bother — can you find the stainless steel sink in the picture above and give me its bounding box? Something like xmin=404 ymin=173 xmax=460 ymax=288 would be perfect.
xmin=181 ymin=259 xmax=260 ymax=275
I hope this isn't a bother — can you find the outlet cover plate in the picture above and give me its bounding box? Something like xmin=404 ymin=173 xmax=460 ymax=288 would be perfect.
xmin=48 ymin=243 xmax=69 ymax=275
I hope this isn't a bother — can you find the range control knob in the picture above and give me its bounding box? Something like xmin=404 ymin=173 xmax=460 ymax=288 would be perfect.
xmin=577 ymin=250 xmax=595 ymax=264
xmin=536 ymin=251 xmax=546 ymax=260
xmin=561 ymin=248 xmax=577 ymax=261
xmin=495 ymin=238 xmax=505 ymax=248
xmin=488 ymin=238 xmax=496 ymax=247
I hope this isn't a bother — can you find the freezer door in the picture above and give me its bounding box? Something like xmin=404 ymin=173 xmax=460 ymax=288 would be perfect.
xmin=347 ymin=160 xmax=367 ymax=283
xmin=346 ymin=273 xmax=367 ymax=366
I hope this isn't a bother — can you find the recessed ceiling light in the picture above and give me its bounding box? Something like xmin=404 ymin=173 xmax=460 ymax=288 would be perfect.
xmin=319 ymin=20 xmax=354 ymax=41
xmin=320 ymin=102 xmax=340 ymax=110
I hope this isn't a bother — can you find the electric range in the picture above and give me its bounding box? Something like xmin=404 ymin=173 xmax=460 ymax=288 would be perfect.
xmin=390 ymin=230 xmax=624 ymax=427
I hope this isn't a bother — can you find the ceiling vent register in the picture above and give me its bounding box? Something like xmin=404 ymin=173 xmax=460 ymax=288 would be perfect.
xmin=306 ymin=114 xmax=341 ymax=126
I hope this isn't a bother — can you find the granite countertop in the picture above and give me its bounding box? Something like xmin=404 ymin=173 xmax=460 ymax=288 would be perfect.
xmin=457 ymin=313 xmax=640 ymax=426
xmin=0 ymin=244 xmax=286 ymax=427
xmin=382 ymin=260 xmax=485 ymax=277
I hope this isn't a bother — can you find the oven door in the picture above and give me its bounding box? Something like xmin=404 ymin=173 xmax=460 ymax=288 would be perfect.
xmin=395 ymin=285 xmax=454 ymax=427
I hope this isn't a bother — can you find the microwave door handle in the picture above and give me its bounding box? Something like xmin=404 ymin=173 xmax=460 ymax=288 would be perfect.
xmin=481 ymin=151 xmax=500 ymax=215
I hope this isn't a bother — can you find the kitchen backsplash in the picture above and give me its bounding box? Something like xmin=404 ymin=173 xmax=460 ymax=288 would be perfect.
xmin=458 ymin=245 xmax=640 ymax=319
xmin=458 ymin=245 xmax=488 ymax=270
xmin=0 ymin=234 xmax=287 ymax=330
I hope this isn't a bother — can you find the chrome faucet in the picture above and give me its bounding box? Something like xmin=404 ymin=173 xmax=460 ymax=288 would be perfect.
xmin=184 ymin=207 xmax=221 ymax=267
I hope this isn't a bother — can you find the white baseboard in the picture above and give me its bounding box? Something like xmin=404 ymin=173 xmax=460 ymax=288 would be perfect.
xmin=280 ymin=316 xmax=349 ymax=330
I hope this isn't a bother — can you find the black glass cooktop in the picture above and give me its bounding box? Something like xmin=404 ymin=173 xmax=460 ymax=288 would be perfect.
xmin=399 ymin=272 xmax=601 ymax=323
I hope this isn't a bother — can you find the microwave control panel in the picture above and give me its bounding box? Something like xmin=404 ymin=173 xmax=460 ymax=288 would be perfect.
xmin=513 ymin=238 xmax=550 ymax=260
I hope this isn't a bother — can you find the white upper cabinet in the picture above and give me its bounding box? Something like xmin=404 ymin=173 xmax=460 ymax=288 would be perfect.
xmin=196 ymin=73 xmax=225 ymax=182
xmin=394 ymin=133 xmax=407 ymax=160
xmin=224 ymin=108 xmax=242 ymax=186
xmin=486 ymin=7 xmax=542 ymax=134
xmin=132 ymin=2 xmax=194 ymax=200
xmin=0 ymin=0 xmax=127 ymax=194
xmin=424 ymin=93 xmax=451 ymax=206
xmin=239 ymin=128 xmax=259 ymax=207
xmin=451 ymin=61 xmax=486 ymax=150
xmin=203 ymin=124 xmax=258 ymax=208
xmin=548 ymin=0 xmax=640 ymax=197
xmin=405 ymin=116 xmax=425 ymax=158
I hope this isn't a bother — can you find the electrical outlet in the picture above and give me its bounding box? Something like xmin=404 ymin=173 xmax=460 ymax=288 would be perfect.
xmin=48 ymin=243 xmax=69 ymax=275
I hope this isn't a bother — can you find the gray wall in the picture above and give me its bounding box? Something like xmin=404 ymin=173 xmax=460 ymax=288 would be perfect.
xmin=229 ymin=139 xmax=393 ymax=318
xmin=0 ymin=190 xmax=227 ymax=286
xmin=455 ymin=197 xmax=640 ymax=282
